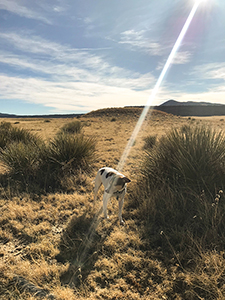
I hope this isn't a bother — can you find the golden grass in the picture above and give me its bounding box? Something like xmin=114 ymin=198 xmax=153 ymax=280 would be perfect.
xmin=1 ymin=108 xmax=225 ymax=299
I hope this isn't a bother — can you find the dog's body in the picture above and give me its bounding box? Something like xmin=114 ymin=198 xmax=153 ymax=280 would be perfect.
xmin=94 ymin=167 xmax=131 ymax=225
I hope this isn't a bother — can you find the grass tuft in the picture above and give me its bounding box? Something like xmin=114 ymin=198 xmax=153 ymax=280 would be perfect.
xmin=46 ymin=132 xmax=97 ymax=174
xmin=0 ymin=141 xmax=44 ymax=180
xmin=0 ymin=122 xmax=41 ymax=149
xmin=60 ymin=120 xmax=83 ymax=134
xmin=132 ymin=124 xmax=225 ymax=257
xmin=140 ymin=124 xmax=225 ymax=196
xmin=0 ymin=127 xmax=97 ymax=193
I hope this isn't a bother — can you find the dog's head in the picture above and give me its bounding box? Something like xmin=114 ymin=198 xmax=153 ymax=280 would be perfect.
xmin=105 ymin=175 xmax=131 ymax=194
xmin=104 ymin=169 xmax=131 ymax=194
xmin=115 ymin=176 xmax=131 ymax=189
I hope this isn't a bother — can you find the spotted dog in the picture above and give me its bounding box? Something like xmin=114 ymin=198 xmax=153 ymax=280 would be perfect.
xmin=94 ymin=167 xmax=131 ymax=225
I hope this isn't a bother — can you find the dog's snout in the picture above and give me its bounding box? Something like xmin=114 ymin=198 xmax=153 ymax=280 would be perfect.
xmin=124 ymin=177 xmax=131 ymax=183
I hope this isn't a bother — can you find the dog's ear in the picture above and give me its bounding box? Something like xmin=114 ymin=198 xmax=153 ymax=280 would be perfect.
xmin=123 ymin=177 xmax=131 ymax=183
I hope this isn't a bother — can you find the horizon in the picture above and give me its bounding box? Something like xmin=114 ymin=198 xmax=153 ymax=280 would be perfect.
xmin=1 ymin=99 xmax=224 ymax=117
xmin=1 ymin=0 xmax=225 ymax=115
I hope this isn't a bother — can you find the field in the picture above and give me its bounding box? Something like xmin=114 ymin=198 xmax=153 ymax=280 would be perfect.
xmin=1 ymin=107 xmax=225 ymax=299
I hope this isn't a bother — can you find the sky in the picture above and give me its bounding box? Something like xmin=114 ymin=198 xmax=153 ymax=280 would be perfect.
xmin=0 ymin=0 xmax=225 ymax=115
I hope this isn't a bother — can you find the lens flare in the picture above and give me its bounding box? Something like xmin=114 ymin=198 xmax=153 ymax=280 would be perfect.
xmin=117 ymin=1 xmax=202 ymax=172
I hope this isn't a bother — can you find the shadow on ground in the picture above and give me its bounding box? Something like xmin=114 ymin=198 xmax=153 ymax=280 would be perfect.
xmin=56 ymin=210 xmax=116 ymax=288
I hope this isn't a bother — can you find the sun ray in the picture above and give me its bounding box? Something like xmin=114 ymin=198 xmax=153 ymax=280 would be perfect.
xmin=117 ymin=1 xmax=203 ymax=172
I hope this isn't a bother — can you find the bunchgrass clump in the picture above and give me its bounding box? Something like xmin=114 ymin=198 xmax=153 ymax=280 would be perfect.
xmin=46 ymin=133 xmax=96 ymax=174
xmin=0 ymin=141 xmax=44 ymax=180
xmin=0 ymin=122 xmax=41 ymax=149
xmin=132 ymin=124 xmax=225 ymax=257
xmin=0 ymin=126 xmax=97 ymax=192
xmin=60 ymin=120 xmax=83 ymax=134
xmin=142 ymin=124 xmax=225 ymax=193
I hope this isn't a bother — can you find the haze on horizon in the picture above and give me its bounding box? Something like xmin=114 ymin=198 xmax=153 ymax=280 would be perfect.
xmin=0 ymin=0 xmax=225 ymax=115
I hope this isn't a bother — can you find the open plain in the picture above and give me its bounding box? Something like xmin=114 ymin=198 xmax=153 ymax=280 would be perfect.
xmin=1 ymin=107 xmax=225 ymax=299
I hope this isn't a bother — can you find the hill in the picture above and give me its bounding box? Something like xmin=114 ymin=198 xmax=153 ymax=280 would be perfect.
xmin=85 ymin=106 xmax=170 ymax=118
xmin=160 ymin=99 xmax=223 ymax=107
xmin=156 ymin=100 xmax=225 ymax=116
xmin=0 ymin=113 xmax=17 ymax=118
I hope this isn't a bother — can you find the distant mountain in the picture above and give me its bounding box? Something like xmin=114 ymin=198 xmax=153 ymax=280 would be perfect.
xmin=0 ymin=113 xmax=17 ymax=118
xmin=0 ymin=113 xmax=83 ymax=118
xmin=160 ymin=100 xmax=223 ymax=107
xmin=156 ymin=100 xmax=225 ymax=116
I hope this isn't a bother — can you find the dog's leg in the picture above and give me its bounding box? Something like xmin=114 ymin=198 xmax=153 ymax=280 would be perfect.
xmin=102 ymin=192 xmax=111 ymax=219
xmin=118 ymin=189 xmax=126 ymax=225
xmin=118 ymin=197 xmax=125 ymax=225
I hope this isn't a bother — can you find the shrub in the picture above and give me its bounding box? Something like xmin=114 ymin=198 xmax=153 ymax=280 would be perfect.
xmin=0 ymin=121 xmax=41 ymax=149
xmin=132 ymin=124 xmax=225 ymax=255
xmin=60 ymin=120 xmax=82 ymax=134
xmin=46 ymin=133 xmax=96 ymax=174
xmin=0 ymin=141 xmax=45 ymax=180
xmin=142 ymin=125 xmax=225 ymax=193
xmin=0 ymin=127 xmax=97 ymax=192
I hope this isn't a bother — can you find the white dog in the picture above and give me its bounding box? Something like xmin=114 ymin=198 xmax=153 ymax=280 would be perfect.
xmin=94 ymin=167 xmax=131 ymax=225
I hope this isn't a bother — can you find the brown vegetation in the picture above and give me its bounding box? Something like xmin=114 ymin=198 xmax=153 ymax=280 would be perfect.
xmin=1 ymin=108 xmax=225 ymax=299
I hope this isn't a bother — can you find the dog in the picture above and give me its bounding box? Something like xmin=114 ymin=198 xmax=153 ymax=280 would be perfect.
xmin=94 ymin=167 xmax=131 ymax=225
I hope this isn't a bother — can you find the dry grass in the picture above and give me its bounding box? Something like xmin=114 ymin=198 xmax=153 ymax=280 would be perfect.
xmin=1 ymin=108 xmax=225 ymax=299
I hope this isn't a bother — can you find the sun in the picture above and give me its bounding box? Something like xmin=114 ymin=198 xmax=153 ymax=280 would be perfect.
xmin=191 ymin=0 xmax=214 ymax=12
xmin=194 ymin=0 xmax=212 ymax=6
xmin=191 ymin=0 xmax=207 ymax=5
xmin=196 ymin=0 xmax=209 ymax=3
xmin=196 ymin=0 xmax=216 ymax=12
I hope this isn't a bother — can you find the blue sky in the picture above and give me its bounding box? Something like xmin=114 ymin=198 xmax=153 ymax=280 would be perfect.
xmin=0 ymin=0 xmax=224 ymax=115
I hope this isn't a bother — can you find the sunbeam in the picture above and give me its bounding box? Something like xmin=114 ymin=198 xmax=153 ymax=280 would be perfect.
xmin=117 ymin=1 xmax=203 ymax=172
